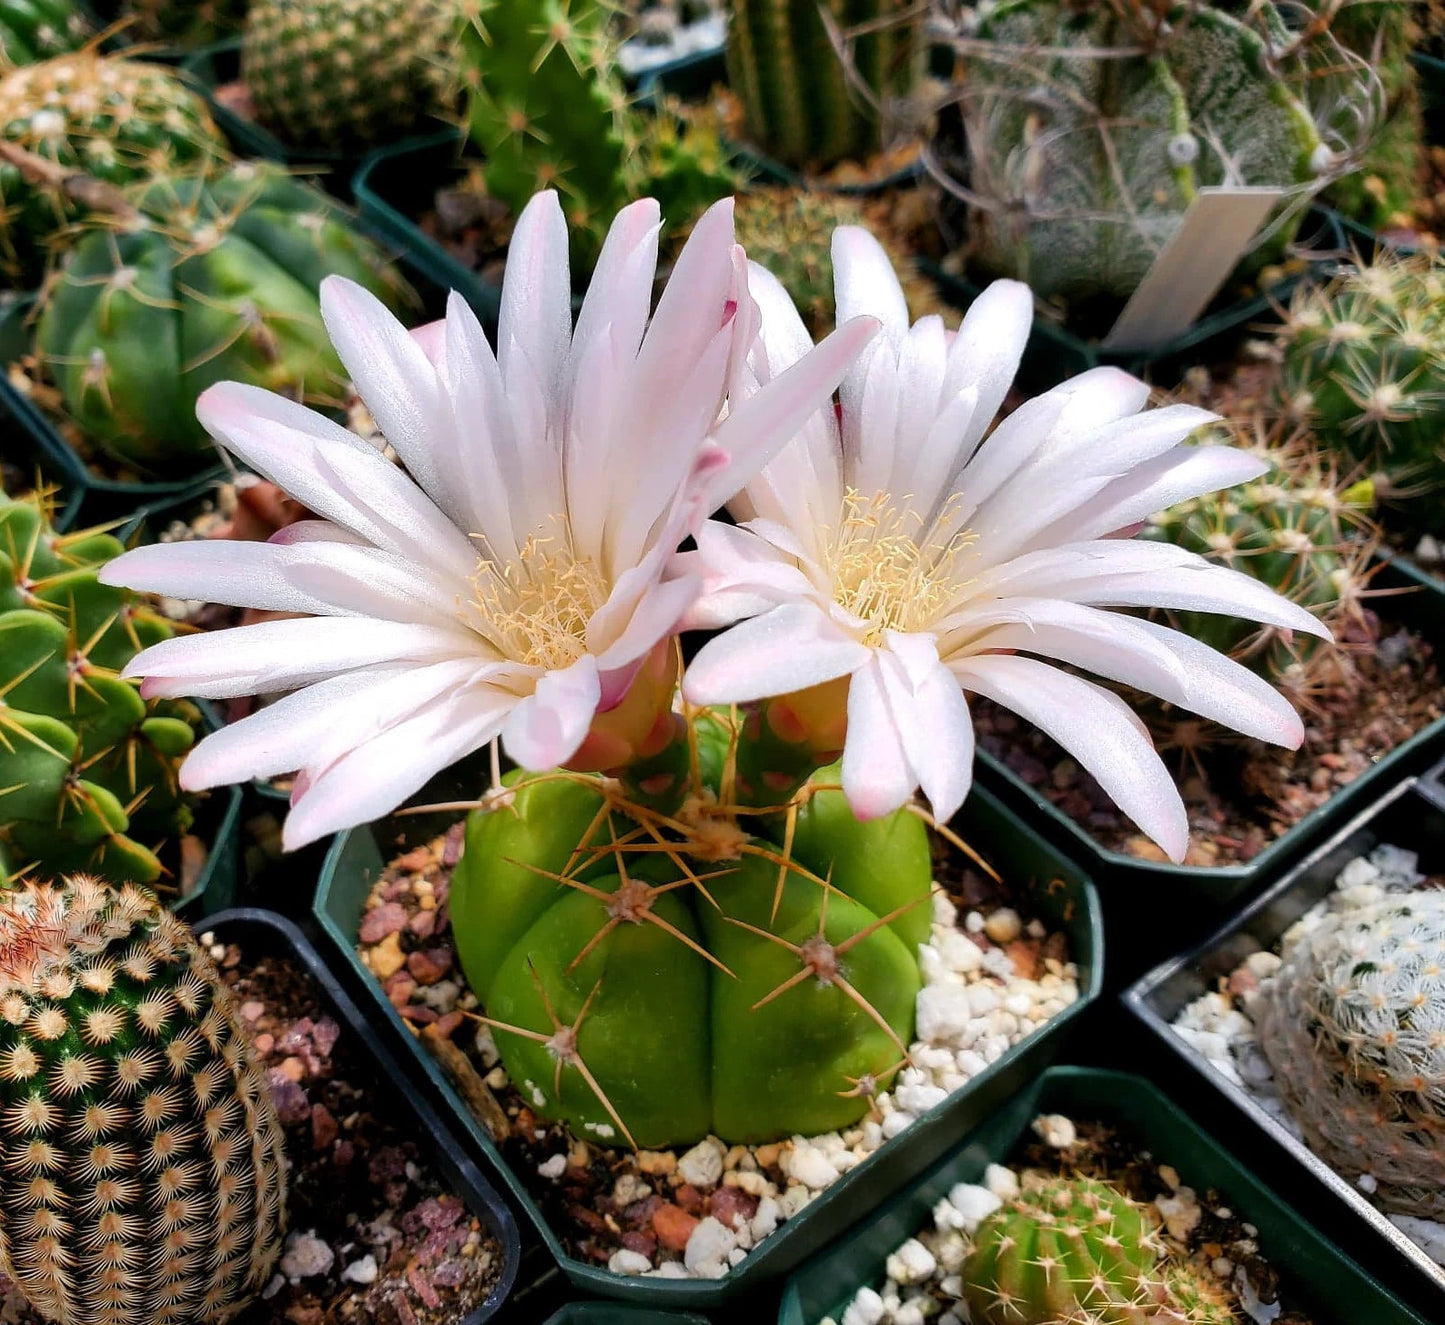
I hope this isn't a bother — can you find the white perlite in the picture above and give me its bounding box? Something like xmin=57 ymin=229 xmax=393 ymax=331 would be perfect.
xmin=1170 ymin=842 xmax=1445 ymax=1265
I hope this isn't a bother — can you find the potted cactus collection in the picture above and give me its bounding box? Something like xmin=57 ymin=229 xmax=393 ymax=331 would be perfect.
xmin=2 ymin=3 xmax=1445 ymax=1324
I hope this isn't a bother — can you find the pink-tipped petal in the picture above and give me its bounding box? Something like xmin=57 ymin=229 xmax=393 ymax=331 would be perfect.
xmin=842 ymin=654 xmax=914 ymax=820
xmin=501 ymin=654 xmax=602 ymax=770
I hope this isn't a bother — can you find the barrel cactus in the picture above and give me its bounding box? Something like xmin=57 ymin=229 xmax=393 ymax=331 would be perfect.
xmin=0 ymin=51 xmax=225 ymax=283
xmin=0 ymin=489 xmax=201 ymax=887
xmin=242 ymin=0 xmax=460 ymax=151
xmin=449 ymin=708 xmax=932 ymax=1148
xmin=0 ymin=876 xmax=287 ymax=1324
xmin=1255 ymin=889 xmax=1445 ymax=1218
xmin=947 ymin=1 xmax=1333 ymax=308
xmin=725 ymin=0 xmax=921 ymax=169
xmin=1275 ymin=253 xmax=1445 ymax=498
xmin=34 ymin=163 xmax=414 ymax=478
xmin=0 ymin=0 xmax=90 ymax=66
xmin=961 ymin=1175 xmax=1171 ymax=1324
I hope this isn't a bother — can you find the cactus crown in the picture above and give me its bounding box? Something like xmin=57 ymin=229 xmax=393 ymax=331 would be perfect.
xmin=0 ymin=489 xmax=200 ymax=887
xmin=1256 ymin=889 xmax=1445 ymax=1218
xmin=0 ymin=876 xmax=287 ymax=1325
xmin=962 ymin=1175 xmax=1172 ymax=1325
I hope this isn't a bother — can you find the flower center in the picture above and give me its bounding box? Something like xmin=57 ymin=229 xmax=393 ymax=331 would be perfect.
xmin=824 ymin=489 xmax=975 ymax=645
xmin=467 ymin=526 xmax=609 ymax=670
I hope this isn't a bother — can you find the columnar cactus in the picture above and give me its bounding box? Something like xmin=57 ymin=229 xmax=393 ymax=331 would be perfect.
xmin=0 ymin=0 xmax=90 ymax=66
xmin=34 ymin=163 xmax=414 ymax=476
xmin=0 ymin=488 xmax=200 ymax=887
xmin=961 ymin=1175 xmax=1171 ymax=1324
xmin=449 ymin=710 xmax=932 ymax=1148
xmin=950 ymin=1 xmax=1332 ymax=306
xmin=0 ymin=876 xmax=287 ymax=1325
xmin=0 ymin=51 xmax=226 ymax=282
xmin=1276 ymin=253 xmax=1445 ymax=497
xmin=1255 ymin=890 xmax=1445 ymax=1218
xmin=725 ymin=0 xmax=921 ymax=169
xmin=242 ymin=0 xmax=460 ymax=150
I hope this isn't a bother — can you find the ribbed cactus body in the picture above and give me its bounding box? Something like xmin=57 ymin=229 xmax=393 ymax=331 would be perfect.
xmin=1276 ymin=255 xmax=1445 ymax=495
xmin=962 ymin=1176 xmax=1170 ymax=1325
xmin=1256 ymin=890 xmax=1445 ymax=1218
xmin=242 ymin=0 xmax=459 ymax=150
xmin=34 ymin=164 xmax=412 ymax=476
xmin=449 ymin=737 xmax=930 ymax=1149
xmin=0 ymin=490 xmax=199 ymax=887
xmin=726 ymin=0 xmax=920 ymax=169
xmin=958 ymin=2 xmax=1325 ymax=305
xmin=0 ymin=877 xmax=287 ymax=1325
xmin=0 ymin=52 xmax=225 ymax=282
xmin=0 ymin=0 xmax=90 ymax=65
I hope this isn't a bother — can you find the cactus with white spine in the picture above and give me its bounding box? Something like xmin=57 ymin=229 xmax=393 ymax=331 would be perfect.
xmin=0 ymin=876 xmax=287 ymax=1325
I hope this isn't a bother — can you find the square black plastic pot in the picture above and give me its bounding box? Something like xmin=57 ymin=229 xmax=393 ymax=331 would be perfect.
xmin=1123 ymin=774 xmax=1445 ymax=1320
xmin=778 ymin=1065 xmax=1429 ymax=1325
xmin=973 ymin=553 xmax=1445 ymax=985
xmin=310 ymin=768 xmax=1103 ymax=1309
xmin=201 ymin=907 xmax=522 ymax=1321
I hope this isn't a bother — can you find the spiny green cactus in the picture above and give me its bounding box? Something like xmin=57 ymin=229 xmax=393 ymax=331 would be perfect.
xmin=0 ymin=489 xmax=200 ymax=887
xmin=962 ymin=1175 xmax=1171 ymax=1325
xmin=1276 ymin=253 xmax=1445 ymax=498
xmin=0 ymin=0 xmax=91 ymax=66
xmin=123 ymin=0 xmax=248 ymax=46
xmin=0 ymin=876 xmax=287 ymax=1324
xmin=0 ymin=51 xmax=226 ymax=284
xmin=34 ymin=162 xmax=414 ymax=478
xmin=725 ymin=0 xmax=921 ymax=169
xmin=1164 ymin=1264 xmax=1239 ymax=1325
xmin=1256 ymin=888 xmax=1445 ymax=1219
xmin=953 ymin=1 xmax=1331 ymax=307
xmin=242 ymin=0 xmax=460 ymax=151
xmin=449 ymin=708 xmax=933 ymax=1148
xmin=1143 ymin=417 xmax=1374 ymax=689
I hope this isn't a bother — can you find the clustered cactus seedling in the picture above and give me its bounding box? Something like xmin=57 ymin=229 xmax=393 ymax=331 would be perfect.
xmin=0 ymin=876 xmax=287 ymax=1325
xmin=450 ymin=706 xmax=934 ymax=1148
xmin=1255 ymin=889 xmax=1445 ymax=1218
xmin=0 ymin=488 xmax=200 ymax=887
xmin=0 ymin=0 xmax=90 ymax=66
xmin=242 ymin=0 xmax=460 ymax=151
xmin=34 ymin=163 xmax=414 ymax=476
xmin=0 ymin=51 xmax=226 ymax=283
xmin=1275 ymin=252 xmax=1445 ymax=500
xmin=725 ymin=0 xmax=921 ymax=169
xmin=946 ymin=1 xmax=1336 ymax=308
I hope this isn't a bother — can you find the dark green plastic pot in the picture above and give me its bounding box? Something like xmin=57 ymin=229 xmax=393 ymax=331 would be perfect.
xmin=1414 ymin=51 xmax=1445 ymax=145
xmin=544 ymin=1307 xmax=708 ymax=1325
xmin=311 ymin=764 xmax=1102 ymax=1309
xmin=974 ymin=554 xmax=1445 ymax=985
xmin=778 ymin=1065 xmax=1429 ymax=1325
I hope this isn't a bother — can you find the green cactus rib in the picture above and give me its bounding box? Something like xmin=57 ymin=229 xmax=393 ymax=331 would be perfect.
xmin=0 ymin=0 xmax=91 ymax=66
xmin=0 ymin=489 xmax=199 ymax=887
xmin=726 ymin=0 xmax=921 ymax=169
xmin=0 ymin=877 xmax=286 ymax=1325
xmin=448 ymin=709 xmax=934 ymax=1148
xmin=242 ymin=0 xmax=460 ymax=150
xmin=0 ymin=51 xmax=226 ymax=285
xmin=34 ymin=163 xmax=414 ymax=477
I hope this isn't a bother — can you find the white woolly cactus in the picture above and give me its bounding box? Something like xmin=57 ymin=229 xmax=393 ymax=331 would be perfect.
xmin=0 ymin=878 xmax=287 ymax=1325
xmin=1255 ymin=889 xmax=1445 ymax=1217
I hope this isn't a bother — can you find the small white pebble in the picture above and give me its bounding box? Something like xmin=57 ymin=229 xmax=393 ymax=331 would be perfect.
xmin=983 ymin=1163 xmax=1019 ymax=1200
xmin=1032 ymin=1113 xmax=1077 ymax=1148
xmin=841 ymin=1286 xmax=886 ymax=1325
xmin=984 ymin=907 xmax=1022 ymax=943
xmin=881 ymin=1110 xmax=915 ymax=1139
xmin=948 ymin=1182 xmax=1002 ymax=1234
xmin=683 ymin=1216 xmax=737 ymax=1279
xmin=340 ymin=1255 xmax=378 ymax=1286
xmin=964 ymin=910 xmax=985 ymax=933
xmin=885 ymin=1237 xmax=937 ymax=1285
xmin=536 ymin=1154 xmax=567 ymax=1180
xmin=608 ymin=1248 xmax=653 ymax=1275
xmin=678 ymin=1137 xmax=725 ymax=1189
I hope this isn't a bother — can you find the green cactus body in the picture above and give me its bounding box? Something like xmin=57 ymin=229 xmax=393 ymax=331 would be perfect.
xmin=0 ymin=52 xmax=226 ymax=284
xmin=34 ymin=164 xmax=413 ymax=477
xmin=1276 ymin=254 xmax=1445 ymax=495
xmin=0 ymin=0 xmax=90 ymax=65
xmin=0 ymin=489 xmax=199 ymax=886
xmin=449 ymin=731 xmax=931 ymax=1148
xmin=725 ymin=0 xmax=921 ymax=169
xmin=242 ymin=0 xmax=460 ymax=151
xmin=962 ymin=1176 xmax=1171 ymax=1325
xmin=125 ymin=0 xmax=248 ymax=46
xmin=959 ymin=2 xmax=1325 ymax=306
xmin=1256 ymin=889 xmax=1445 ymax=1218
xmin=1164 ymin=1264 xmax=1239 ymax=1324
xmin=0 ymin=877 xmax=286 ymax=1325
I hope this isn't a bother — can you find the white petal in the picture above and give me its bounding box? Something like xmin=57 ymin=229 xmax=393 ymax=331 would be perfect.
xmin=952 ymin=654 xmax=1188 ymax=862
xmin=745 ymin=259 xmax=816 ymax=379
xmin=833 ymin=225 xmax=909 ymax=345
xmin=881 ymin=633 xmax=975 ymax=822
xmin=682 ymin=521 xmax=819 ymax=629
xmin=842 ymin=654 xmax=915 ymax=820
xmin=682 ymin=602 xmax=870 ymax=705
xmin=501 ymin=654 xmax=602 ymax=769
xmin=941 ymin=278 xmax=1032 ymax=438
xmin=499 ymin=190 xmax=574 ymax=409
xmin=574 ymin=198 xmax=661 ymax=377
xmin=592 ymin=572 xmax=699 ymax=673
